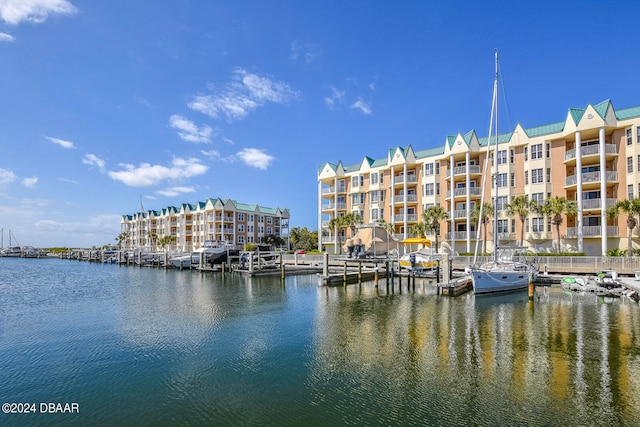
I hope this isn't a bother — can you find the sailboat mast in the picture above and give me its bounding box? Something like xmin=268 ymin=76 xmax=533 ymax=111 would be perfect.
xmin=492 ymin=49 xmax=499 ymax=263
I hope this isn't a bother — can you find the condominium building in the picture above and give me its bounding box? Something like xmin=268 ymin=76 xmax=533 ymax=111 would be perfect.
xmin=318 ymin=99 xmax=640 ymax=256
xmin=121 ymin=198 xmax=290 ymax=252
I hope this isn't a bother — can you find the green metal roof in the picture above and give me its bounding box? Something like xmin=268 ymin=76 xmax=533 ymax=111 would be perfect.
xmin=524 ymin=121 xmax=565 ymax=137
xmin=478 ymin=131 xmax=513 ymax=147
xmin=569 ymin=108 xmax=585 ymax=125
xmin=593 ymin=99 xmax=612 ymax=119
xmin=616 ymin=105 xmax=640 ymax=120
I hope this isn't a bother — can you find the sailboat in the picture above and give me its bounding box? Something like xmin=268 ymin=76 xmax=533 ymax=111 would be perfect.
xmin=470 ymin=51 xmax=538 ymax=294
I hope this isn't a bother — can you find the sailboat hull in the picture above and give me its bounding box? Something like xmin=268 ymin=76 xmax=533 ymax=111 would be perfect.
xmin=472 ymin=269 xmax=533 ymax=294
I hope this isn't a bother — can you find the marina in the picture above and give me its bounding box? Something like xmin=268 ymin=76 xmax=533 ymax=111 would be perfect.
xmin=1 ymin=256 xmax=640 ymax=426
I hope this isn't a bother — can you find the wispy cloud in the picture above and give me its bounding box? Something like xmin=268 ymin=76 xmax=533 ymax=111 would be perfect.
xmin=169 ymin=114 xmax=213 ymax=143
xmin=0 ymin=0 xmax=77 ymax=26
xmin=58 ymin=177 xmax=78 ymax=184
xmin=34 ymin=214 xmax=121 ymax=238
xmin=236 ymin=148 xmax=274 ymax=170
xmin=0 ymin=32 xmax=14 ymax=42
xmin=324 ymin=86 xmax=345 ymax=108
xmin=351 ymin=98 xmax=372 ymax=115
xmin=22 ymin=176 xmax=38 ymax=188
xmin=0 ymin=168 xmax=17 ymax=185
xmin=108 ymin=157 xmax=208 ymax=187
xmin=155 ymin=186 xmax=196 ymax=197
xmin=290 ymin=40 xmax=320 ymax=64
xmin=82 ymin=154 xmax=106 ymax=172
xmin=200 ymin=149 xmax=222 ymax=159
xmin=46 ymin=135 xmax=75 ymax=149
xmin=188 ymin=68 xmax=298 ymax=122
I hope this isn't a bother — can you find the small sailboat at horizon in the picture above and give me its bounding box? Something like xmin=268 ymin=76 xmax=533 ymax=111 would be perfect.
xmin=470 ymin=50 xmax=538 ymax=294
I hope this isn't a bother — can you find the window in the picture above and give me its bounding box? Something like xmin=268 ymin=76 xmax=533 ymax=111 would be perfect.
xmin=238 ymin=224 xmax=244 ymax=232
xmin=532 ymin=193 xmax=544 ymax=205
xmin=546 ymin=168 xmax=551 ymax=183
xmin=510 ymin=173 xmax=515 ymax=187
xmin=627 ymin=128 xmax=633 ymax=145
xmin=496 ymin=196 xmax=508 ymax=211
xmin=524 ymin=146 xmax=528 ymax=161
xmin=524 ymin=171 xmax=529 ymax=185
xmin=371 ymin=172 xmax=379 ymax=185
xmin=351 ymin=176 xmax=359 ymax=188
xmin=510 ymin=149 xmax=515 ymax=164
xmin=546 ymin=143 xmax=550 ymax=158
xmin=532 ymin=217 xmax=545 ymax=232
xmin=360 ymin=176 xmax=364 ymax=187
xmin=496 ymin=173 xmax=508 ymax=187
xmin=435 ymin=162 xmax=440 ymax=174
xmin=238 ymin=236 xmax=245 ymax=244
xmin=497 ymin=150 xmax=507 ymax=165
xmin=637 ymin=126 xmax=640 ymax=144
xmin=436 ymin=183 xmax=440 ymax=195
xmin=248 ymin=214 xmax=254 ymax=222
xmin=629 ymin=185 xmax=634 ymax=200
xmin=531 ymin=144 xmax=543 ymax=159
xmin=258 ymin=216 xmax=264 ymax=223
xmin=238 ymin=213 xmax=245 ymax=221
xmin=424 ymin=163 xmax=434 ymax=176
xmin=628 ymin=157 xmax=633 ymax=173
xmin=371 ymin=191 xmax=379 ymax=203
xmin=497 ymin=219 xmax=509 ymax=233
xmin=267 ymin=217 xmax=272 ymax=224
xmin=248 ymin=225 xmax=254 ymax=233
xmin=258 ymin=226 xmax=264 ymax=234
xmin=531 ymin=168 xmax=543 ymax=184
xmin=424 ymin=183 xmax=434 ymax=196
xmin=511 ymin=219 xmax=516 ymax=233
xmin=638 ymin=155 xmax=640 ymax=172
xmin=267 ymin=227 xmax=272 ymax=234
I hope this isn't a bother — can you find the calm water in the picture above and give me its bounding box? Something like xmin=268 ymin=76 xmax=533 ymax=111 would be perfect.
xmin=1 ymin=258 xmax=640 ymax=426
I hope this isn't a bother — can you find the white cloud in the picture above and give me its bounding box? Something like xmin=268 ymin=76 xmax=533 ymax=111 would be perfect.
xmin=351 ymin=98 xmax=372 ymax=115
xmin=34 ymin=214 xmax=121 ymax=239
xmin=46 ymin=135 xmax=75 ymax=149
xmin=58 ymin=177 xmax=78 ymax=184
xmin=0 ymin=168 xmax=17 ymax=185
xmin=0 ymin=32 xmax=14 ymax=42
xmin=324 ymin=86 xmax=345 ymax=108
xmin=168 ymin=114 xmax=213 ymax=143
xmin=188 ymin=68 xmax=298 ymax=122
xmin=155 ymin=186 xmax=196 ymax=197
xmin=0 ymin=0 xmax=77 ymax=26
xmin=107 ymin=157 xmax=208 ymax=187
xmin=290 ymin=40 xmax=320 ymax=64
xmin=22 ymin=176 xmax=38 ymax=188
xmin=200 ymin=149 xmax=221 ymax=159
xmin=236 ymin=148 xmax=274 ymax=170
xmin=82 ymin=154 xmax=106 ymax=172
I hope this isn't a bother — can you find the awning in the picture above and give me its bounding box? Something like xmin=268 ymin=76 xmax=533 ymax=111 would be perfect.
xmin=402 ymin=237 xmax=431 ymax=246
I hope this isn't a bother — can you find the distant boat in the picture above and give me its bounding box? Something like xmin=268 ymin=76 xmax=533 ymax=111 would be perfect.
xmin=1 ymin=246 xmax=22 ymax=257
xmin=470 ymin=51 xmax=537 ymax=294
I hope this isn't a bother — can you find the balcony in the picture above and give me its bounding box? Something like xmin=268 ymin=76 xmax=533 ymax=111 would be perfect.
xmin=565 ymin=226 xmax=619 ymax=238
xmin=527 ymin=231 xmax=552 ymax=241
xmin=565 ymin=171 xmax=618 ymax=187
xmin=393 ymin=214 xmax=418 ymax=222
xmin=449 ymin=165 xmax=482 ymax=177
xmin=393 ymin=174 xmax=418 ymax=187
xmin=453 ymin=209 xmax=467 ymax=219
xmin=564 ymin=143 xmax=617 ymax=163
xmin=446 ymin=187 xmax=482 ymax=199
xmin=445 ymin=231 xmax=477 ymax=240
xmin=581 ymin=198 xmax=617 ymax=211
xmin=393 ymin=194 xmax=418 ymax=204
xmin=322 ymin=202 xmax=347 ymax=211
xmin=321 ymin=185 xmax=347 ymax=194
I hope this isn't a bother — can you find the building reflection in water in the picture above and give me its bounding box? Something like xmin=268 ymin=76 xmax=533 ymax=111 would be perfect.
xmin=311 ymin=283 xmax=640 ymax=425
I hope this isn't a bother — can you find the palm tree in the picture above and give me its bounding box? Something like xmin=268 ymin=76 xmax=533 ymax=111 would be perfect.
xmin=608 ymin=198 xmax=640 ymax=256
xmin=409 ymin=221 xmax=427 ymax=239
xmin=505 ymin=195 xmax=537 ymax=247
xmin=343 ymin=212 xmax=363 ymax=237
xmin=535 ymin=196 xmax=577 ymax=253
xmin=157 ymin=235 xmax=176 ymax=252
xmin=422 ymin=205 xmax=448 ymax=253
xmin=328 ymin=215 xmax=346 ymax=254
xmin=471 ymin=203 xmax=494 ymax=254
xmin=115 ymin=232 xmax=129 ymax=249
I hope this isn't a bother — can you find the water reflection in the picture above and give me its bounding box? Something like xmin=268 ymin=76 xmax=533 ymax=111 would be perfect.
xmin=311 ymin=283 xmax=640 ymax=425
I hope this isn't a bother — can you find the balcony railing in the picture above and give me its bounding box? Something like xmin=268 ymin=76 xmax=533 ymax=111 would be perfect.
xmin=321 ymin=185 xmax=347 ymax=194
xmin=394 ymin=174 xmax=418 ymax=184
xmin=454 ymin=209 xmax=467 ymax=219
xmin=565 ymin=226 xmax=619 ymax=238
xmin=393 ymin=214 xmax=418 ymax=222
xmin=322 ymin=202 xmax=347 ymax=211
xmin=564 ymin=143 xmax=617 ymax=161
xmin=565 ymin=171 xmax=618 ymax=186
xmin=452 ymin=165 xmax=481 ymax=176
xmin=445 ymin=231 xmax=476 ymax=240
xmin=393 ymin=194 xmax=418 ymax=204
xmin=446 ymin=187 xmax=482 ymax=198
xmin=581 ymin=198 xmax=617 ymax=210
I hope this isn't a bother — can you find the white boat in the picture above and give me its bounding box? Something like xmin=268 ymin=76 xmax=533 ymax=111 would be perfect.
xmin=399 ymin=243 xmax=440 ymax=271
xmin=1 ymin=246 xmax=22 ymax=257
xmin=239 ymin=251 xmax=279 ymax=269
xmin=170 ymin=241 xmax=232 ymax=268
xmin=470 ymin=51 xmax=537 ymax=294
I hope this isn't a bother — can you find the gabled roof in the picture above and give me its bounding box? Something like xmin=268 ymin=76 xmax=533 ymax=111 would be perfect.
xmin=523 ymin=121 xmax=564 ymax=138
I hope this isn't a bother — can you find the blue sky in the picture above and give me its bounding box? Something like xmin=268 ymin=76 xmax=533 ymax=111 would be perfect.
xmin=1 ymin=0 xmax=639 ymax=248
